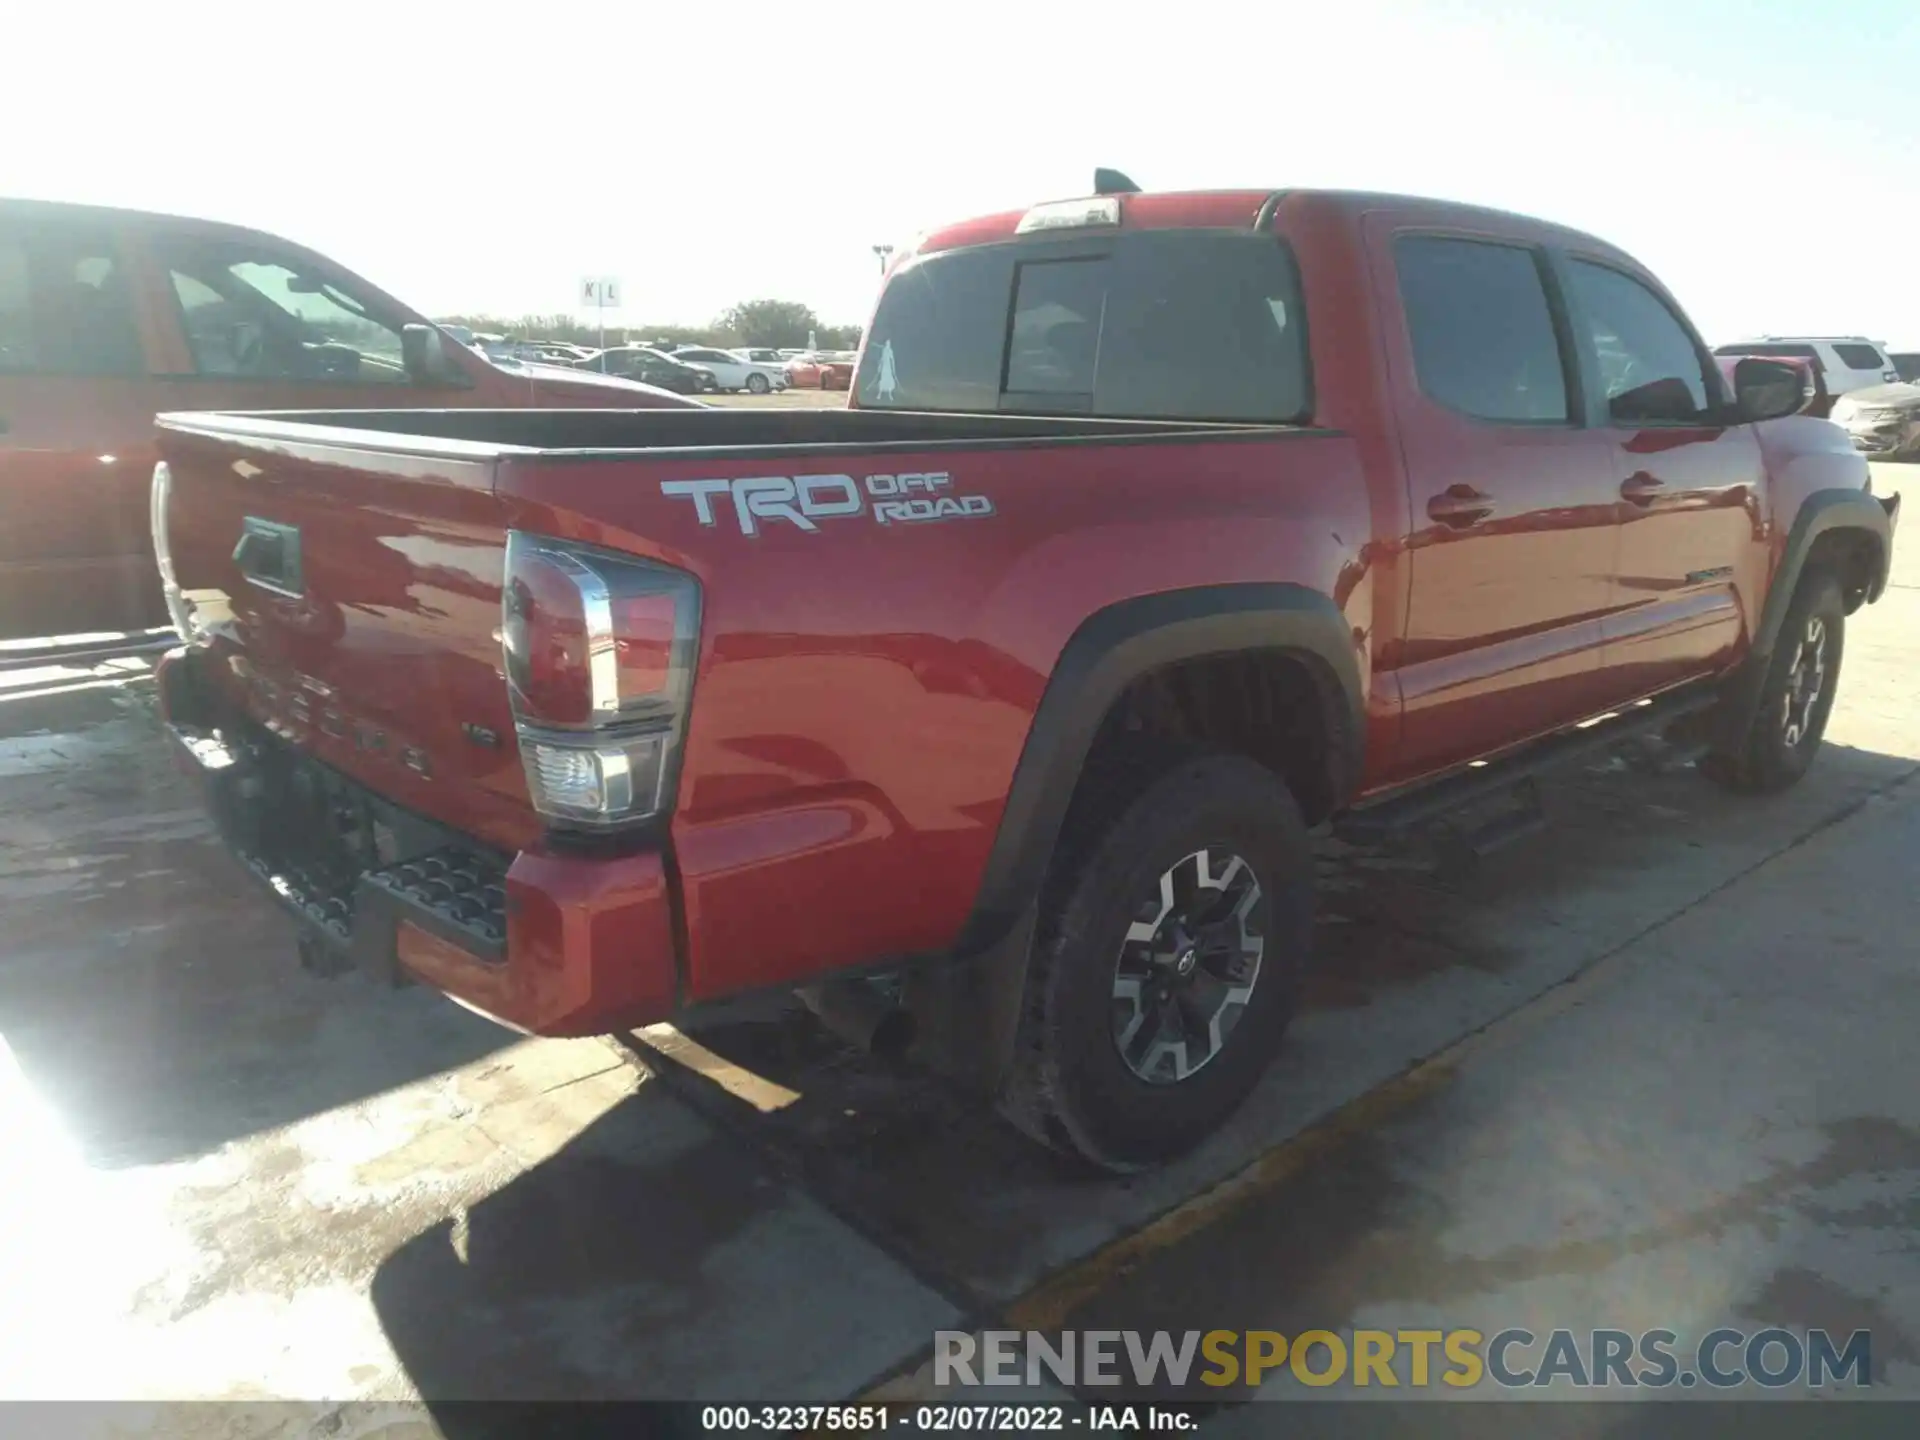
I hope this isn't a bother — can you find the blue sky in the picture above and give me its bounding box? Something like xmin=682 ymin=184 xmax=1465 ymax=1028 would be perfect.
xmin=8 ymin=0 xmax=1916 ymax=344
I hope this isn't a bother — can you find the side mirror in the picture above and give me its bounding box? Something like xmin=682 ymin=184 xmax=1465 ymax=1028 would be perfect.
xmin=402 ymin=323 xmax=465 ymax=386
xmin=1733 ymin=356 xmax=1813 ymax=423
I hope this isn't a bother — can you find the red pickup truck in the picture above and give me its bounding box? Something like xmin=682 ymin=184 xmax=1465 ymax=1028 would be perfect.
xmin=151 ymin=183 xmax=1898 ymax=1170
xmin=0 ymin=197 xmax=695 ymax=641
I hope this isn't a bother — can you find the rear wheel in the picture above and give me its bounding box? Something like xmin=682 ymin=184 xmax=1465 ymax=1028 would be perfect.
xmin=998 ymin=752 xmax=1312 ymax=1171
xmin=746 ymin=373 xmax=771 ymax=395
xmin=1703 ymin=571 xmax=1845 ymax=793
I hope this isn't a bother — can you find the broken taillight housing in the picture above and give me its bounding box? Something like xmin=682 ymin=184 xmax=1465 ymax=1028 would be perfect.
xmin=502 ymin=531 xmax=701 ymax=829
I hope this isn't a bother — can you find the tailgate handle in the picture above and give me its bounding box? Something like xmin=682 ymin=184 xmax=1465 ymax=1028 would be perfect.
xmin=234 ymin=517 xmax=303 ymax=596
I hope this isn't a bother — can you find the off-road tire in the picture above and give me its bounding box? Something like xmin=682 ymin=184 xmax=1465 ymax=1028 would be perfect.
xmin=1703 ymin=570 xmax=1846 ymax=793
xmin=997 ymin=750 xmax=1313 ymax=1172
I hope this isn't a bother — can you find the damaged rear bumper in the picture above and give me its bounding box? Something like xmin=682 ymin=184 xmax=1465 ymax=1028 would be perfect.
xmin=156 ymin=647 xmax=680 ymax=1036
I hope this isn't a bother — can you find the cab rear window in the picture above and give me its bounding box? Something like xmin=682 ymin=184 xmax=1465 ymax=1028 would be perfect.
xmin=856 ymin=230 xmax=1310 ymax=424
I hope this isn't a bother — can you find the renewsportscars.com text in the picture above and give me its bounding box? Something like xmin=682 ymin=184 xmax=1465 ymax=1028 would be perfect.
xmin=934 ymin=1327 xmax=1872 ymax=1391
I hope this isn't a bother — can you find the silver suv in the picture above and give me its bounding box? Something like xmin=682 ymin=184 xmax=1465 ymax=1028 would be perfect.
xmin=1712 ymin=336 xmax=1900 ymax=415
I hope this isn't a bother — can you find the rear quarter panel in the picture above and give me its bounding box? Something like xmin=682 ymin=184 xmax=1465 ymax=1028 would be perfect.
xmin=499 ymin=431 xmax=1377 ymax=1001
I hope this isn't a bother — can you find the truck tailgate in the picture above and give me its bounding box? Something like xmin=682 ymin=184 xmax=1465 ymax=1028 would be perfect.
xmin=156 ymin=421 xmax=536 ymax=854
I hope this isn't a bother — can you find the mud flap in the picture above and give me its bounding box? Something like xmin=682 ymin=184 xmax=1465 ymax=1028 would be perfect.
xmin=899 ymin=900 xmax=1039 ymax=1096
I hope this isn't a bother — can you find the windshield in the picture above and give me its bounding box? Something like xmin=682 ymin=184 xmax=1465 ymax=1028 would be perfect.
xmin=856 ymin=229 xmax=1310 ymax=423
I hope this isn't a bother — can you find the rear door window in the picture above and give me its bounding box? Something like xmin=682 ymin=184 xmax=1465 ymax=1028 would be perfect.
xmin=1394 ymin=237 xmax=1569 ymax=423
xmin=0 ymin=223 xmax=145 ymax=377
xmin=857 ymin=230 xmax=1309 ymax=423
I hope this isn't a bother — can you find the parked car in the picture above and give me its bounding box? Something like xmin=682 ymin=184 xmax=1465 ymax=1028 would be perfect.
xmin=574 ymin=347 xmax=718 ymax=394
xmin=784 ymin=350 xmax=856 ymax=389
xmin=1892 ymin=352 xmax=1920 ymax=384
xmin=1830 ymin=382 xmax=1920 ymax=461
xmin=1712 ymin=337 xmax=1901 ymax=419
xmin=0 ymin=197 xmax=698 ymax=642
xmin=513 ymin=341 xmax=591 ymax=365
xmin=820 ymin=353 xmax=856 ymax=392
xmin=735 ymin=347 xmax=788 ymax=367
xmin=670 ymin=346 xmax=788 ymax=394
xmin=153 ymin=181 xmax=1897 ymax=1170
xmin=782 ymin=351 xmax=826 ymax=386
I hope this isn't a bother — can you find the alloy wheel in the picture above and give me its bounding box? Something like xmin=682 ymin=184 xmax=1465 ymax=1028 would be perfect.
xmin=1781 ymin=615 xmax=1828 ymax=748
xmin=1110 ymin=847 xmax=1266 ymax=1085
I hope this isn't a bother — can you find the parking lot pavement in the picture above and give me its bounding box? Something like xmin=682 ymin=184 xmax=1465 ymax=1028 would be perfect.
xmin=704 ymin=388 xmax=847 ymax=408
xmin=0 ymin=469 xmax=1909 ymax=1418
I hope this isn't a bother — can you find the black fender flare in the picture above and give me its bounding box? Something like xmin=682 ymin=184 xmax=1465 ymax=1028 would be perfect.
xmin=951 ymin=583 xmax=1364 ymax=960
xmin=1754 ymin=488 xmax=1897 ymax=656
xmin=1711 ymin=486 xmax=1897 ymax=751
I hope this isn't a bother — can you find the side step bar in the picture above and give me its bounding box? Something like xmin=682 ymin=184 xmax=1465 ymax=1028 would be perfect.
xmin=0 ymin=628 xmax=177 ymax=675
xmin=1336 ymin=685 xmax=1721 ymax=847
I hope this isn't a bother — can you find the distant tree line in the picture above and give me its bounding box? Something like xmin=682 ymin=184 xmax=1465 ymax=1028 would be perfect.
xmin=435 ymin=298 xmax=863 ymax=351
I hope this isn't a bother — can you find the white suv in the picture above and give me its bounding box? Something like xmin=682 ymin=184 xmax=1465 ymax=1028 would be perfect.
xmin=1712 ymin=337 xmax=1900 ymax=414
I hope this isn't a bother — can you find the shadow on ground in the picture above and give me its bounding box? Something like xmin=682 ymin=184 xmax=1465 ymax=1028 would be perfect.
xmin=0 ymin=682 xmax=510 ymax=1168
xmin=369 ymin=1067 xmax=958 ymax=1416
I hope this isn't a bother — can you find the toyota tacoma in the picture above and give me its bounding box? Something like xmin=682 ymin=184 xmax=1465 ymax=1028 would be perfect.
xmin=150 ymin=181 xmax=1899 ymax=1169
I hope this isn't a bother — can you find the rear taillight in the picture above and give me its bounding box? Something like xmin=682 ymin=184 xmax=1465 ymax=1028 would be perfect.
xmin=502 ymin=531 xmax=701 ymax=830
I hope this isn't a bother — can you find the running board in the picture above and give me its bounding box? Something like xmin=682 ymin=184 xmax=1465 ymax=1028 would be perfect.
xmin=0 ymin=629 xmax=177 ymax=674
xmin=1337 ymin=686 xmax=1721 ymax=846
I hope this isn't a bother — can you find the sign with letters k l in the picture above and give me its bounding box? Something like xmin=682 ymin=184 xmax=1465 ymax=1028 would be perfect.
xmin=579 ymin=276 xmax=622 ymax=308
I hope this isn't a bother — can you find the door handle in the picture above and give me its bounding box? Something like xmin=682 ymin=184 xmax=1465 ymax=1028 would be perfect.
xmin=1621 ymin=471 xmax=1665 ymax=505
xmin=1427 ymin=485 xmax=1495 ymax=528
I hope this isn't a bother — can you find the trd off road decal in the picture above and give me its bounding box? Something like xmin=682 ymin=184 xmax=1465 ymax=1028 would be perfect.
xmin=660 ymin=471 xmax=994 ymax=536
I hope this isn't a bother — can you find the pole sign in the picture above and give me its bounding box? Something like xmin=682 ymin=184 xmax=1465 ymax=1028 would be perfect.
xmin=579 ymin=276 xmax=623 ymax=308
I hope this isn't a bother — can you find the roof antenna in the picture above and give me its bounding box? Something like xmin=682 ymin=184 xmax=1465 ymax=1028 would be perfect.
xmin=1093 ymin=168 xmax=1141 ymax=195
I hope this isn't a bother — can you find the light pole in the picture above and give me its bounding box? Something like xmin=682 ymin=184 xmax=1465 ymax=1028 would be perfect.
xmin=872 ymin=244 xmax=894 ymax=273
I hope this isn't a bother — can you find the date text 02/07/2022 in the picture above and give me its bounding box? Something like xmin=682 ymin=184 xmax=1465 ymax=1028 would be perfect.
xmin=693 ymin=1403 xmax=1196 ymax=1432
